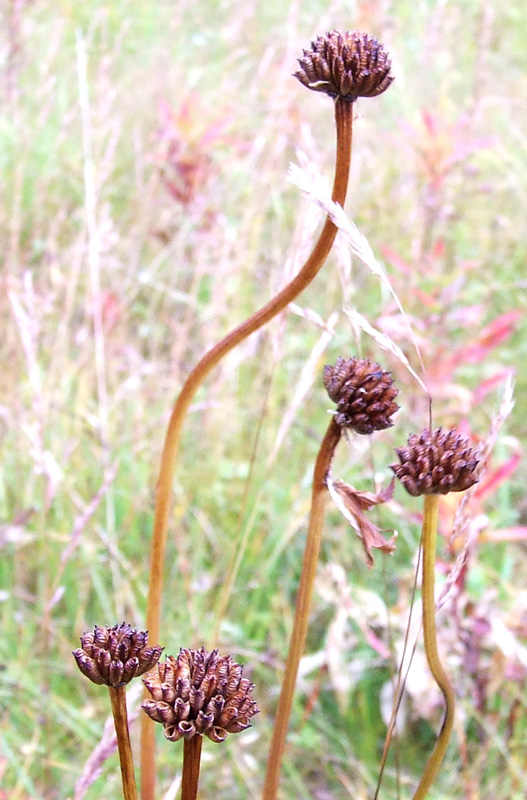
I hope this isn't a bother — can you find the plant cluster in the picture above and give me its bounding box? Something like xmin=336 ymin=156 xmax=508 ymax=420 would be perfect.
xmin=69 ymin=28 xmax=496 ymax=800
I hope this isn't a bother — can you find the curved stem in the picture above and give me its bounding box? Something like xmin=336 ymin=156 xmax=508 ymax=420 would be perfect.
xmin=412 ymin=494 xmax=456 ymax=800
xmin=109 ymin=686 xmax=138 ymax=800
xmin=141 ymin=98 xmax=353 ymax=800
xmin=181 ymin=736 xmax=203 ymax=800
xmin=262 ymin=418 xmax=342 ymax=800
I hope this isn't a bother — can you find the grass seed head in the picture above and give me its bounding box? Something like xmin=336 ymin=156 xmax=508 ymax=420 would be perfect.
xmin=390 ymin=427 xmax=480 ymax=497
xmin=72 ymin=622 xmax=163 ymax=688
xmin=142 ymin=646 xmax=259 ymax=743
xmin=324 ymin=356 xmax=399 ymax=434
xmin=294 ymin=30 xmax=394 ymax=102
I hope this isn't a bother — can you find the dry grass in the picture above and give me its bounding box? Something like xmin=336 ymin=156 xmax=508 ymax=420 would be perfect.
xmin=1 ymin=1 xmax=526 ymax=798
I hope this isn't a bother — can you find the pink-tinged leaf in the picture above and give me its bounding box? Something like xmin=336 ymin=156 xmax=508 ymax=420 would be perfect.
xmin=475 ymin=310 xmax=521 ymax=351
xmin=480 ymin=527 xmax=527 ymax=543
xmin=327 ymin=477 xmax=397 ymax=568
xmin=435 ymin=310 xmax=521 ymax=373
xmin=379 ymin=245 xmax=413 ymax=276
xmin=431 ymin=238 xmax=446 ymax=259
xmin=422 ymin=109 xmax=437 ymax=137
xmin=363 ymin=627 xmax=391 ymax=659
xmin=473 ymin=454 xmax=522 ymax=502
xmin=473 ymin=370 xmax=515 ymax=404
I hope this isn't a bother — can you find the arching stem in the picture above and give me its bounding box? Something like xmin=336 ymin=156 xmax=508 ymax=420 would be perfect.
xmin=140 ymin=98 xmax=353 ymax=800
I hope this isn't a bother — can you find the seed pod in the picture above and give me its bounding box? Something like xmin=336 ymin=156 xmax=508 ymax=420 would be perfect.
xmin=142 ymin=647 xmax=259 ymax=743
xmin=295 ymin=30 xmax=394 ymax=102
xmin=323 ymin=356 xmax=399 ymax=434
xmin=390 ymin=428 xmax=480 ymax=497
xmin=72 ymin=622 xmax=163 ymax=688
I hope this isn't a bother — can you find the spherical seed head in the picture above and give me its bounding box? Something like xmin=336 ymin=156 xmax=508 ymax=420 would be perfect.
xmin=72 ymin=622 xmax=163 ymax=688
xmin=390 ymin=428 xmax=480 ymax=497
xmin=294 ymin=30 xmax=394 ymax=102
xmin=323 ymin=357 xmax=399 ymax=434
xmin=142 ymin=647 xmax=259 ymax=743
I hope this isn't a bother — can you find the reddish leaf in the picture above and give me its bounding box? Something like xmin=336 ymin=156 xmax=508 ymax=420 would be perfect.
xmin=327 ymin=477 xmax=397 ymax=568
xmin=473 ymin=454 xmax=522 ymax=503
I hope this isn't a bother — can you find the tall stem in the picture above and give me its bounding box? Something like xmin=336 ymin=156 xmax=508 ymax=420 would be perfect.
xmin=413 ymin=494 xmax=456 ymax=800
xmin=262 ymin=418 xmax=342 ymax=800
xmin=109 ymin=686 xmax=138 ymax=800
xmin=181 ymin=736 xmax=203 ymax=800
xmin=141 ymin=98 xmax=353 ymax=800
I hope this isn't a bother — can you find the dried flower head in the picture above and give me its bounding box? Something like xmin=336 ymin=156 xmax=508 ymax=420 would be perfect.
xmin=72 ymin=622 xmax=163 ymax=688
xmin=390 ymin=428 xmax=480 ymax=497
xmin=142 ymin=647 xmax=259 ymax=743
xmin=323 ymin=356 xmax=399 ymax=434
xmin=295 ymin=30 xmax=394 ymax=102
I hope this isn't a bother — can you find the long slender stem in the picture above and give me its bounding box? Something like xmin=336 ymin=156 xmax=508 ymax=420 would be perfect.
xmin=141 ymin=98 xmax=353 ymax=800
xmin=412 ymin=494 xmax=456 ymax=800
xmin=262 ymin=418 xmax=342 ymax=800
xmin=109 ymin=686 xmax=138 ymax=800
xmin=181 ymin=736 xmax=203 ymax=800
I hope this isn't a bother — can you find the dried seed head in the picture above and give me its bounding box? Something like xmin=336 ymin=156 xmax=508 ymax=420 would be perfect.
xmin=323 ymin=357 xmax=399 ymax=434
xmin=294 ymin=30 xmax=394 ymax=102
xmin=142 ymin=647 xmax=259 ymax=743
xmin=390 ymin=428 xmax=480 ymax=497
xmin=72 ymin=622 xmax=163 ymax=688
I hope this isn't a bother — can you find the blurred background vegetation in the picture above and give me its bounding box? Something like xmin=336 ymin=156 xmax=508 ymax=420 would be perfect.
xmin=1 ymin=0 xmax=526 ymax=798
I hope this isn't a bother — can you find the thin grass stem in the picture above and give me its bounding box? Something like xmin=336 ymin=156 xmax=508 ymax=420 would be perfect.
xmin=181 ymin=736 xmax=203 ymax=800
xmin=262 ymin=417 xmax=342 ymax=800
xmin=108 ymin=685 xmax=138 ymax=800
xmin=374 ymin=543 xmax=423 ymax=799
xmin=412 ymin=494 xmax=456 ymax=799
xmin=141 ymin=98 xmax=353 ymax=800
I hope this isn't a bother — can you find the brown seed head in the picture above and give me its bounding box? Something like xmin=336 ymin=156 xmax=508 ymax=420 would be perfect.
xmin=72 ymin=622 xmax=163 ymax=688
xmin=323 ymin=357 xmax=399 ymax=434
xmin=390 ymin=428 xmax=480 ymax=497
xmin=142 ymin=647 xmax=260 ymax=743
xmin=294 ymin=30 xmax=394 ymax=102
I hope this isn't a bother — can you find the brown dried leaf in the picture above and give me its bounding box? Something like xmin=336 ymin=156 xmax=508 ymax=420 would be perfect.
xmin=327 ymin=476 xmax=397 ymax=567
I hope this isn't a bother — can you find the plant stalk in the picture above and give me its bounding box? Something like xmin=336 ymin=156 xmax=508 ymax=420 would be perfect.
xmin=109 ymin=685 xmax=138 ymax=800
xmin=181 ymin=736 xmax=203 ymax=800
xmin=262 ymin=417 xmax=342 ymax=800
xmin=412 ymin=494 xmax=456 ymax=800
xmin=141 ymin=98 xmax=353 ymax=800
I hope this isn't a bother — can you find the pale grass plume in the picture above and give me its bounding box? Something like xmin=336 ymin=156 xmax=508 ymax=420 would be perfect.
xmin=344 ymin=309 xmax=428 ymax=394
xmin=266 ymin=309 xmax=337 ymax=467
xmin=289 ymin=162 xmax=427 ymax=392
xmin=438 ymin=372 xmax=516 ymax=609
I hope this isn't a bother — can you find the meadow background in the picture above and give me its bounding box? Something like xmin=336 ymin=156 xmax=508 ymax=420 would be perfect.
xmin=1 ymin=0 xmax=526 ymax=798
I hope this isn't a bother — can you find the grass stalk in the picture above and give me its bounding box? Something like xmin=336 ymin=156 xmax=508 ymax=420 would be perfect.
xmin=141 ymin=97 xmax=353 ymax=799
xmin=108 ymin=685 xmax=139 ymax=800
xmin=412 ymin=494 xmax=456 ymax=800
xmin=181 ymin=736 xmax=203 ymax=800
xmin=262 ymin=417 xmax=342 ymax=800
